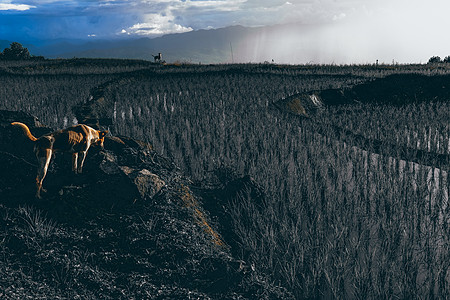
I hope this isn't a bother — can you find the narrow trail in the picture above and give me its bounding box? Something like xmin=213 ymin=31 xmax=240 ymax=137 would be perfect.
xmin=302 ymin=118 xmax=450 ymax=170
xmin=273 ymin=76 xmax=450 ymax=171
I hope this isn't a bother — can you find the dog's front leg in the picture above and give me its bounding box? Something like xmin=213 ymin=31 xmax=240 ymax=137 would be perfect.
xmin=36 ymin=149 xmax=52 ymax=199
xmin=72 ymin=153 xmax=78 ymax=174
xmin=77 ymin=151 xmax=87 ymax=173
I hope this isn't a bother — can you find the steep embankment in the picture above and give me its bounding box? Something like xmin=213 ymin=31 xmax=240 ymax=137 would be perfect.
xmin=0 ymin=110 xmax=292 ymax=299
xmin=274 ymin=74 xmax=450 ymax=170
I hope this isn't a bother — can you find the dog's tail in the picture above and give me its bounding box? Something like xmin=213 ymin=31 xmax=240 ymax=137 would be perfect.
xmin=11 ymin=122 xmax=38 ymax=142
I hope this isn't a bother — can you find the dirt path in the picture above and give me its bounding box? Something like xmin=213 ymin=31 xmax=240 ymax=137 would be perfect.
xmin=274 ymin=74 xmax=450 ymax=170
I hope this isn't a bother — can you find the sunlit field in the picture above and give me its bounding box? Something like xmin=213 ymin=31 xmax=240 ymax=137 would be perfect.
xmin=1 ymin=60 xmax=449 ymax=298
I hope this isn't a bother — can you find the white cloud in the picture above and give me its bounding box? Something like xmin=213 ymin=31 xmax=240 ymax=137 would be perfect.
xmin=332 ymin=13 xmax=346 ymax=21
xmin=178 ymin=0 xmax=245 ymax=12
xmin=0 ymin=2 xmax=36 ymax=11
xmin=125 ymin=13 xmax=193 ymax=36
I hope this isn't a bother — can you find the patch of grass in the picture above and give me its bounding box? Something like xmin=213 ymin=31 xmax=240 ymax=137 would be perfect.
xmin=18 ymin=205 xmax=57 ymax=240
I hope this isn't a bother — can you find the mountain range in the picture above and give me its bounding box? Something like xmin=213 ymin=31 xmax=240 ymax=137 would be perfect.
xmin=1 ymin=23 xmax=330 ymax=64
xmin=1 ymin=26 xmax=253 ymax=64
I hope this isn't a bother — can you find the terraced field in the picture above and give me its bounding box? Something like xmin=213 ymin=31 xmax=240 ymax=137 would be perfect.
xmin=1 ymin=60 xmax=449 ymax=298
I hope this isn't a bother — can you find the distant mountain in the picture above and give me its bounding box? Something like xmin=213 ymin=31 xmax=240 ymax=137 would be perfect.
xmin=3 ymin=21 xmax=432 ymax=64
xmin=22 ymin=23 xmax=324 ymax=64
xmin=27 ymin=25 xmax=259 ymax=64
xmin=5 ymin=22 xmax=374 ymax=64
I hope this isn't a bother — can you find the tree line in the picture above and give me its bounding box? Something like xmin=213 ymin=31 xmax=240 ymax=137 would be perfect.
xmin=428 ymin=55 xmax=450 ymax=63
xmin=0 ymin=42 xmax=44 ymax=61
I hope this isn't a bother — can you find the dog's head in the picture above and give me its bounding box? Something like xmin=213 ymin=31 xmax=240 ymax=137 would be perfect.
xmin=94 ymin=130 xmax=108 ymax=149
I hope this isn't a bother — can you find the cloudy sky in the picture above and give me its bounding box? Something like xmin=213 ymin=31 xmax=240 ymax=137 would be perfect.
xmin=1 ymin=0 xmax=449 ymax=63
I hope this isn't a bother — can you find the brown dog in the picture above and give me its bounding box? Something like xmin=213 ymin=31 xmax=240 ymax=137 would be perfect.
xmin=11 ymin=122 xmax=107 ymax=198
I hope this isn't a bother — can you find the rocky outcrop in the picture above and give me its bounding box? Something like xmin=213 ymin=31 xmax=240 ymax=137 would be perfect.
xmin=0 ymin=110 xmax=292 ymax=299
xmin=273 ymin=92 xmax=326 ymax=118
xmin=277 ymin=73 xmax=450 ymax=117
xmin=350 ymin=73 xmax=450 ymax=104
